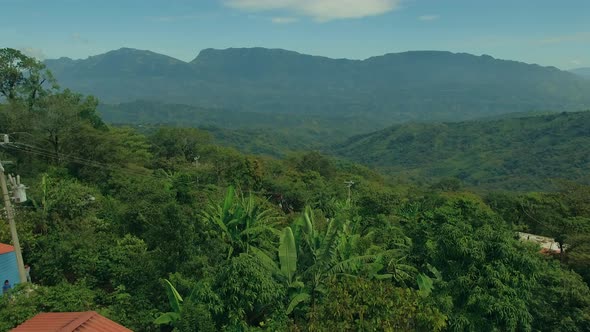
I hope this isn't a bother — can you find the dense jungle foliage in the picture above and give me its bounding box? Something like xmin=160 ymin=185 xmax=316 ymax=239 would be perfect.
xmin=2 ymin=48 xmax=590 ymax=331
xmin=334 ymin=111 xmax=590 ymax=191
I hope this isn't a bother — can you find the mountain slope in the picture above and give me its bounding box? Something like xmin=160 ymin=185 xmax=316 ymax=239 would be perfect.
xmin=44 ymin=48 xmax=205 ymax=102
xmin=46 ymin=48 xmax=590 ymax=123
xmin=332 ymin=111 xmax=590 ymax=191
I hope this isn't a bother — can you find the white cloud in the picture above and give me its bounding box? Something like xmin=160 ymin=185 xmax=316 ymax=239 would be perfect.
xmin=148 ymin=14 xmax=204 ymax=22
xmin=418 ymin=14 xmax=439 ymax=21
xmin=19 ymin=47 xmax=45 ymax=60
xmin=538 ymin=32 xmax=590 ymax=45
xmin=223 ymin=0 xmax=400 ymax=21
xmin=570 ymin=59 xmax=582 ymax=66
xmin=271 ymin=16 xmax=298 ymax=24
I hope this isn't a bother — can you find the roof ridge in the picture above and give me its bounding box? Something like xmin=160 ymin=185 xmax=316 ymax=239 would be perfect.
xmin=0 ymin=243 xmax=15 ymax=254
xmin=58 ymin=311 xmax=97 ymax=331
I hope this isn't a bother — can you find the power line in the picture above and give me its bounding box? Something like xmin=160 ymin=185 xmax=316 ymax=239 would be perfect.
xmin=1 ymin=142 xmax=153 ymax=177
xmin=1 ymin=141 xmax=264 ymax=193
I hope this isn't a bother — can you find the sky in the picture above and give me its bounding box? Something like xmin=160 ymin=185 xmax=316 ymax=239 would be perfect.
xmin=1 ymin=0 xmax=589 ymax=69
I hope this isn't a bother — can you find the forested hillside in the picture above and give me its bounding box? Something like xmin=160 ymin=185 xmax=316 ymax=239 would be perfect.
xmin=334 ymin=111 xmax=590 ymax=191
xmin=99 ymin=101 xmax=381 ymax=156
xmin=47 ymin=47 xmax=590 ymax=123
xmin=3 ymin=49 xmax=590 ymax=331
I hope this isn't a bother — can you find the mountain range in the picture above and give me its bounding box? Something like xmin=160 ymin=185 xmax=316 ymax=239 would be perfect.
xmin=46 ymin=47 xmax=590 ymax=125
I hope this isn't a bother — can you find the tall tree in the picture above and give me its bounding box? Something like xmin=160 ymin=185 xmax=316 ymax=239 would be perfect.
xmin=0 ymin=48 xmax=56 ymax=108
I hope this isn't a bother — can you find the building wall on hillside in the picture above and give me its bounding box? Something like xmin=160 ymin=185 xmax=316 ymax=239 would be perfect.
xmin=0 ymin=251 xmax=19 ymax=295
xmin=517 ymin=231 xmax=561 ymax=253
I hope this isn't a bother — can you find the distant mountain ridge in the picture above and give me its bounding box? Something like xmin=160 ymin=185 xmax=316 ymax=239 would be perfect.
xmin=45 ymin=47 xmax=590 ymax=124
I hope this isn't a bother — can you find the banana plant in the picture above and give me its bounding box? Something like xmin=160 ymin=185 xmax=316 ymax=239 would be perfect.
xmin=154 ymin=279 xmax=184 ymax=327
xmin=277 ymin=206 xmax=384 ymax=315
xmin=278 ymin=226 xmax=311 ymax=314
xmin=154 ymin=279 xmax=223 ymax=328
xmin=201 ymin=186 xmax=280 ymax=260
xmin=279 ymin=227 xmax=297 ymax=285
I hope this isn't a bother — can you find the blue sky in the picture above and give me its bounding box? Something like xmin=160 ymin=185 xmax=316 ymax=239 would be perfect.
xmin=1 ymin=0 xmax=589 ymax=69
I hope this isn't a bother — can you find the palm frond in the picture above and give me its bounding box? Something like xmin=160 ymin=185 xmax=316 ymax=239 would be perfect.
xmin=250 ymin=246 xmax=278 ymax=271
xmin=325 ymin=254 xmax=376 ymax=276
xmin=241 ymin=225 xmax=281 ymax=237
xmin=317 ymin=218 xmax=344 ymax=267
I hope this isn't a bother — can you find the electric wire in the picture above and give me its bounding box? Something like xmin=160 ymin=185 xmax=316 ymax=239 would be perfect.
xmin=1 ymin=142 xmax=154 ymax=177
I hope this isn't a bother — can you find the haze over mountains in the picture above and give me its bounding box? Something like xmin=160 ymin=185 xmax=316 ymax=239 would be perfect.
xmin=46 ymin=47 xmax=590 ymax=126
xmin=572 ymin=68 xmax=590 ymax=79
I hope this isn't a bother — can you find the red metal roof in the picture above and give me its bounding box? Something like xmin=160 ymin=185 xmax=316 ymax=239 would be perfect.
xmin=0 ymin=243 xmax=14 ymax=255
xmin=11 ymin=311 xmax=132 ymax=332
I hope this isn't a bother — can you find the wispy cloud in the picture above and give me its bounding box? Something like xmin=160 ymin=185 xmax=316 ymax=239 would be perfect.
xmin=418 ymin=14 xmax=439 ymax=21
xmin=570 ymin=59 xmax=582 ymax=66
xmin=223 ymin=0 xmax=401 ymax=21
xmin=538 ymin=32 xmax=590 ymax=45
xmin=19 ymin=47 xmax=45 ymax=60
xmin=271 ymin=16 xmax=298 ymax=24
xmin=148 ymin=14 xmax=204 ymax=22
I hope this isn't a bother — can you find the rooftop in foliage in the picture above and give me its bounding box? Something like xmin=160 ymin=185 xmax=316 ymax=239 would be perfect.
xmin=0 ymin=243 xmax=14 ymax=255
xmin=11 ymin=311 xmax=132 ymax=332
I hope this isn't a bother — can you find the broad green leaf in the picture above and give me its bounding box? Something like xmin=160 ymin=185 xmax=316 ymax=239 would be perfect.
xmin=279 ymin=227 xmax=297 ymax=283
xmin=303 ymin=206 xmax=313 ymax=235
xmin=154 ymin=312 xmax=181 ymax=325
xmin=417 ymin=273 xmax=434 ymax=297
xmin=427 ymin=263 xmax=443 ymax=281
xmin=250 ymin=246 xmax=278 ymax=271
xmin=290 ymin=280 xmax=305 ymax=289
xmin=222 ymin=186 xmax=235 ymax=215
xmin=286 ymin=292 xmax=310 ymax=314
xmin=163 ymin=279 xmax=183 ymax=314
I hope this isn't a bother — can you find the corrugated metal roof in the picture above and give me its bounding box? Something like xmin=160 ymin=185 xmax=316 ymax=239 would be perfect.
xmin=11 ymin=311 xmax=133 ymax=332
xmin=0 ymin=243 xmax=14 ymax=255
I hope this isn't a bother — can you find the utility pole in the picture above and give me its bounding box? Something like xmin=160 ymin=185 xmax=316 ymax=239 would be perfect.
xmin=344 ymin=180 xmax=355 ymax=205
xmin=0 ymin=135 xmax=27 ymax=283
xmin=0 ymin=162 xmax=27 ymax=283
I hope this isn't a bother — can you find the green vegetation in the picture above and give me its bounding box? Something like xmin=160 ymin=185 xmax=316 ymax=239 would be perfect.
xmin=98 ymin=100 xmax=378 ymax=157
xmin=3 ymin=48 xmax=590 ymax=331
xmin=334 ymin=111 xmax=590 ymax=191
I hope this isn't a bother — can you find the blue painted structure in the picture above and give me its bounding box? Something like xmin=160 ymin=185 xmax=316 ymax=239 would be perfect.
xmin=0 ymin=243 xmax=19 ymax=296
